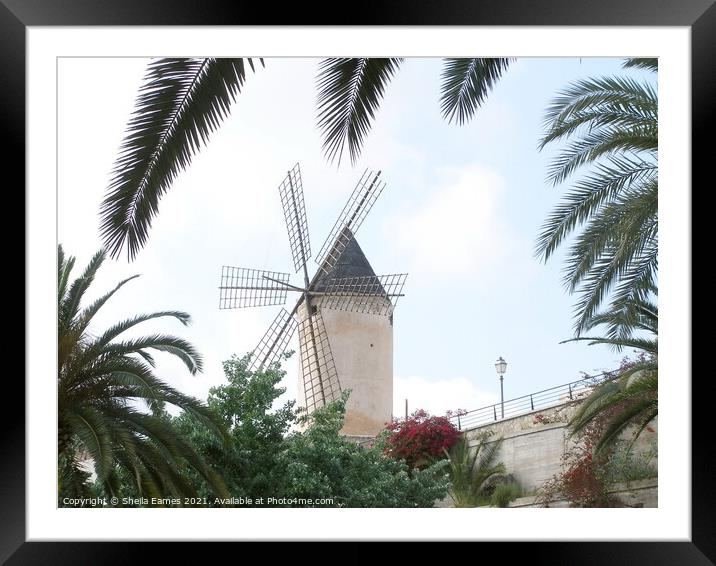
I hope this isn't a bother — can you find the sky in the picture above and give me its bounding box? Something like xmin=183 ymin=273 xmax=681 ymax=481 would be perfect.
xmin=58 ymin=57 xmax=654 ymax=419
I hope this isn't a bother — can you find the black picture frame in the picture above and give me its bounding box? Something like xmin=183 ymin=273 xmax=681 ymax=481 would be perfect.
xmin=8 ymin=0 xmax=706 ymax=562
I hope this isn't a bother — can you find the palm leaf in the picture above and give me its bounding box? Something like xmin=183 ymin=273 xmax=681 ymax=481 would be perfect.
xmin=89 ymin=311 xmax=192 ymax=351
xmin=57 ymin=244 xmax=76 ymax=305
xmin=100 ymin=58 xmax=262 ymax=260
xmin=622 ymin=58 xmax=658 ymax=72
xmin=75 ymin=275 xmax=141 ymax=335
xmin=58 ymin=244 xmax=229 ymax=501
xmin=439 ymin=58 xmax=512 ymax=125
xmin=316 ymin=58 xmax=403 ymax=165
xmin=594 ymin=396 xmax=657 ymax=455
xmin=100 ymin=334 xmax=203 ymax=375
xmin=67 ymin=406 xmax=114 ymax=480
xmin=59 ymin=249 xmax=106 ymax=331
xmin=540 ymin=77 xmax=657 ymax=155
xmin=536 ymin=157 xmax=656 ymax=261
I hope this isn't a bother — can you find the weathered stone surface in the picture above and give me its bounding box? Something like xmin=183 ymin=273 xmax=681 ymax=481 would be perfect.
xmin=461 ymin=401 xmax=658 ymax=499
xmin=296 ymin=297 xmax=394 ymax=437
xmin=508 ymin=478 xmax=657 ymax=508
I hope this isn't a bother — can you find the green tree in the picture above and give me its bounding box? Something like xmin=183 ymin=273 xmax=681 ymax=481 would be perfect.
xmin=280 ymin=391 xmax=450 ymax=507
xmin=564 ymin=296 xmax=658 ymax=455
xmin=173 ymin=354 xmax=296 ymax=501
xmin=57 ymin=245 xmax=229 ymax=503
xmin=537 ymin=58 xmax=658 ymax=336
xmin=175 ymin=355 xmax=450 ymax=507
xmin=99 ymin=57 xmax=511 ymax=260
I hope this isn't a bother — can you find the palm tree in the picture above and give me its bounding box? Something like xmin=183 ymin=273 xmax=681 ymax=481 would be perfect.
xmin=58 ymin=244 xmax=229 ymax=503
xmin=99 ymin=57 xmax=512 ymax=260
xmin=563 ymin=296 xmax=658 ymax=456
xmin=537 ymin=58 xmax=658 ymax=336
xmin=445 ymin=432 xmax=505 ymax=507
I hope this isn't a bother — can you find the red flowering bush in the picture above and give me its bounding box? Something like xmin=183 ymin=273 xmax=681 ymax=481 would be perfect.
xmin=382 ymin=409 xmax=461 ymax=469
xmin=540 ymin=420 xmax=614 ymax=507
xmin=539 ymin=355 xmax=652 ymax=507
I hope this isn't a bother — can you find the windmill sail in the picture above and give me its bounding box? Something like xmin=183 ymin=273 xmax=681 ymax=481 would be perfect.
xmin=319 ymin=273 xmax=407 ymax=316
xmin=298 ymin=310 xmax=341 ymax=413
xmin=278 ymin=163 xmax=312 ymax=273
xmin=219 ymin=266 xmax=292 ymax=309
xmin=248 ymin=308 xmax=298 ymax=372
xmin=315 ymin=169 xmax=385 ymax=275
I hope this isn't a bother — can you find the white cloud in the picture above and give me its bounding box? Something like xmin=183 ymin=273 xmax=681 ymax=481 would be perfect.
xmin=386 ymin=164 xmax=513 ymax=281
xmin=393 ymin=375 xmax=498 ymax=418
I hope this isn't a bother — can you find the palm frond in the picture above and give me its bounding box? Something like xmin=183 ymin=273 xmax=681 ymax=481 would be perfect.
xmin=316 ymin=58 xmax=403 ymax=165
xmin=536 ymin=157 xmax=656 ymax=262
xmin=546 ymin=128 xmax=656 ymax=187
xmin=58 ymin=244 xmax=76 ymax=305
xmin=89 ymin=311 xmax=192 ymax=351
xmin=594 ymin=396 xmax=657 ymax=455
xmin=622 ymin=58 xmax=658 ymax=72
xmin=59 ymin=249 xmax=106 ymax=331
xmin=565 ymin=182 xmax=657 ymax=334
xmin=99 ymin=334 xmax=203 ymax=375
xmin=100 ymin=58 xmax=262 ymax=260
xmin=569 ymin=367 xmax=657 ymax=451
xmin=67 ymin=406 xmax=114 ymax=480
xmin=540 ymin=76 xmax=657 ymax=149
xmin=75 ymin=275 xmax=141 ymax=335
xmin=439 ymin=58 xmax=513 ymax=125
xmin=561 ymin=335 xmax=657 ymax=353
xmin=58 ymin=244 xmax=228 ymax=502
xmin=580 ymin=293 xmax=658 ymax=340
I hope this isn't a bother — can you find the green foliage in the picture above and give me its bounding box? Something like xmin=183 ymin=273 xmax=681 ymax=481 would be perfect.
xmin=440 ymin=58 xmax=514 ymax=124
xmin=279 ymin=391 xmax=450 ymax=507
xmin=102 ymin=57 xmax=511 ymax=258
xmin=316 ymin=58 xmax=404 ymax=165
xmin=540 ymin=351 xmax=657 ymax=508
xmin=174 ymin=357 xmax=450 ymax=507
xmin=602 ymin=438 xmax=657 ymax=484
xmin=537 ymin=60 xmax=658 ymax=336
xmin=445 ymin=432 xmax=506 ymax=507
xmin=172 ymin=354 xmax=296 ymax=502
xmin=57 ymin=244 xmax=229 ymax=504
xmin=100 ymin=58 xmax=263 ymax=260
xmin=491 ymin=483 xmax=522 ymax=508
xmin=564 ymin=299 xmax=658 ymax=455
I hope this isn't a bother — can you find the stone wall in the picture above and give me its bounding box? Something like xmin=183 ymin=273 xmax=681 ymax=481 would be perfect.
xmin=462 ymin=400 xmax=658 ymax=497
xmin=508 ymin=478 xmax=658 ymax=508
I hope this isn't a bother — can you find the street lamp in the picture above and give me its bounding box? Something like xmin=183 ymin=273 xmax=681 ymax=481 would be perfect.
xmin=495 ymin=356 xmax=507 ymax=419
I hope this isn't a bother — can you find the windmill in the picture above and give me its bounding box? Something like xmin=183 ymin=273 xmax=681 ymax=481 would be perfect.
xmin=219 ymin=164 xmax=407 ymax=436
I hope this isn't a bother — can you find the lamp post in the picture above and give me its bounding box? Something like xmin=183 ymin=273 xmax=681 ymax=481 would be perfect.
xmin=495 ymin=356 xmax=507 ymax=419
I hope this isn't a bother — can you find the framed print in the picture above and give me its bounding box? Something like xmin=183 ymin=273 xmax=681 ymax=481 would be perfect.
xmin=8 ymin=0 xmax=709 ymax=562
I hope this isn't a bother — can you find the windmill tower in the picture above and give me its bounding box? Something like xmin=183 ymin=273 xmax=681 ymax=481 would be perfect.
xmin=219 ymin=164 xmax=407 ymax=437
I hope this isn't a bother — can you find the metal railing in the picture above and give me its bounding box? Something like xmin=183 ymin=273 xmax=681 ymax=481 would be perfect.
xmin=448 ymin=372 xmax=613 ymax=431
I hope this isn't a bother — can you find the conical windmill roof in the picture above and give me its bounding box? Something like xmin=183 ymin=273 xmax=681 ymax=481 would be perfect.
xmin=313 ymin=228 xmax=386 ymax=296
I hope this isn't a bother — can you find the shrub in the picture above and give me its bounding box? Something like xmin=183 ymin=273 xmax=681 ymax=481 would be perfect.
xmin=603 ymin=439 xmax=657 ymax=484
xmin=538 ymin=366 xmax=656 ymax=508
xmin=491 ymin=482 xmax=522 ymax=507
xmin=445 ymin=432 xmax=506 ymax=507
xmin=383 ymin=409 xmax=461 ymax=469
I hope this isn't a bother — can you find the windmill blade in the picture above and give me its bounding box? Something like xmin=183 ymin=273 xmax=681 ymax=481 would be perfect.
xmin=315 ymin=168 xmax=385 ymax=275
xmin=298 ymin=310 xmax=342 ymax=414
xmin=247 ymin=308 xmax=298 ymax=372
xmin=318 ymin=273 xmax=407 ymax=316
xmin=219 ymin=266 xmax=293 ymax=309
xmin=278 ymin=163 xmax=312 ymax=274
